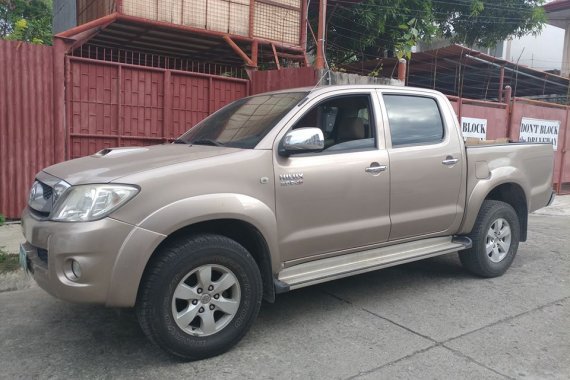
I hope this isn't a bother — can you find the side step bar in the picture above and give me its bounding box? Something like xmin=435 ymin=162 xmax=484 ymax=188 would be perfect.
xmin=276 ymin=236 xmax=471 ymax=292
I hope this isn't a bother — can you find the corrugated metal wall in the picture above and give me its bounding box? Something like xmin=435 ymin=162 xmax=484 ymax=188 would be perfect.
xmin=250 ymin=66 xmax=317 ymax=94
xmin=1 ymin=42 xmax=569 ymax=219
xmin=0 ymin=41 xmax=65 ymax=219
xmin=0 ymin=42 xmax=246 ymax=219
xmin=66 ymin=57 xmax=248 ymax=159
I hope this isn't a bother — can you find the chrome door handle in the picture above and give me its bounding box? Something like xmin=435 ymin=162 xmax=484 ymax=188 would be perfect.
xmin=442 ymin=157 xmax=459 ymax=166
xmin=365 ymin=164 xmax=387 ymax=174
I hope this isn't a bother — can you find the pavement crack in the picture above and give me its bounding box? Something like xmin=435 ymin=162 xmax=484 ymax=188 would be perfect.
xmin=361 ymin=307 xmax=439 ymax=344
xmin=321 ymin=289 xmax=439 ymax=343
xmin=343 ymin=344 xmax=439 ymax=380
xmin=441 ymin=295 xmax=570 ymax=345
xmin=320 ymin=289 xmax=353 ymax=304
xmin=441 ymin=344 xmax=516 ymax=380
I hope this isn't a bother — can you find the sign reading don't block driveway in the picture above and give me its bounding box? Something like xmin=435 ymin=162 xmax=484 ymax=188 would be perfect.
xmin=519 ymin=117 xmax=560 ymax=151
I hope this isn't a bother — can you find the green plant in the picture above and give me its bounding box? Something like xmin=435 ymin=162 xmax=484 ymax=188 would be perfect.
xmin=0 ymin=0 xmax=53 ymax=45
xmin=0 ymin=250 xmax=20 ymax=273
xmin=308 ymin=0 xmax=546 ymax=66
xmin=0 ymin=213 xmax=5 ymax=226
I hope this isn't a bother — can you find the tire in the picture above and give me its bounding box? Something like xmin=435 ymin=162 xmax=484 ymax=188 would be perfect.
xmin=136 ymin=233 xmax=263 ymax=360
xmin=459 ymin=200 xmax=520 ymax=278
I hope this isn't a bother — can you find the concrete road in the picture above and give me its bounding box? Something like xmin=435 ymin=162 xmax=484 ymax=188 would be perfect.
xmin=1 ymin=213 xmax=569 ymax=379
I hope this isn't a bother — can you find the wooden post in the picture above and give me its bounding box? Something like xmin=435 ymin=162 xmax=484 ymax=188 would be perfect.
xmin=224 ymin=35 xmax=256 ymax=68
xmin=557 ymin=109 xmax=570 ymax=193
xmin=163 ymin=70 xmax=171 ymax=142
xmin=505 ymin=86 xmax=513 ymax=139
xmin=498 ymin=65 xmax=505 ymax=102
xmin=117 ymin=65 xmax=123 ymax=146
xmin=397 ymin=58 xmax=406 ymax=82
xmin=315 ymin=0 xmax=327 ymax=69
xmin=300 ymin=0 xmax=308 ymax=51
xmin=52 ymin=37 xmax=66 ymax=163
xmin=271 ymin=43 xmax=281 ymax=70
xmin=251 ymin=40 xmax=259 ymax=68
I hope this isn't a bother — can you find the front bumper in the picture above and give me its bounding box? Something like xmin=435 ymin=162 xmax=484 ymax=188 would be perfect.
xmin=20 ymin=207 xmax=136 ymax=305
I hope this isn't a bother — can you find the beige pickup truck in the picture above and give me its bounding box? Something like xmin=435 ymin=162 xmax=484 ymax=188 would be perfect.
xmin=20 ymin=85 xmax=555 ymax=360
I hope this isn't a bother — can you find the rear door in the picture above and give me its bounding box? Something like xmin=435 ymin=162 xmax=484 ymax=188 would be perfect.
xmin=379 ymin=90 xmax=464 ymax=240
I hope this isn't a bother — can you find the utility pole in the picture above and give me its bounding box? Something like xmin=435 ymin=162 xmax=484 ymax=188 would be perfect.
xmin=315 ymin=0 xmax=327 ymax=69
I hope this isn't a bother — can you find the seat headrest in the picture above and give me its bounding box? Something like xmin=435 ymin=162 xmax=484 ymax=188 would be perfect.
xmin=337 ymin=117 xmax=365 ymax=141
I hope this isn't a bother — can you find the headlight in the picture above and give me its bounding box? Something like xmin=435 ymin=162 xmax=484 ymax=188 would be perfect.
xmin=51 ymin=184 xmax=139 ymax=222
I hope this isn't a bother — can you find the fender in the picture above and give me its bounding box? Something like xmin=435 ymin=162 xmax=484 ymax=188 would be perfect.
xmin=106 ymin=193 xmax=280 ymax=307
xmin=458 ymin=166 xmax=530 ymax=235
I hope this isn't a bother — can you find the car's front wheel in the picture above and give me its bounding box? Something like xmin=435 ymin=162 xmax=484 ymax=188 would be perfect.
xmin=136 ymin=234 xmax=263 ymax=360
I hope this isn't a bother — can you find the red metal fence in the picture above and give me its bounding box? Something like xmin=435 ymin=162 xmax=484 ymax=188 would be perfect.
xmin=448 ymin=95 xmax=570 ymax=194
xmin=0 ymin=40 xmax=65 ymax=219
xmin=66 ymin=57 xmax=248 ymax=159
xmin=509 ymin=98 xmax=570 ymax=194
xmin=1 ymin=41 xmax=569 ymax=219
xmin=0 ymin=41 xmax=246 ymax=219
xmin=250 ymin=66 xmax=318 ymax=94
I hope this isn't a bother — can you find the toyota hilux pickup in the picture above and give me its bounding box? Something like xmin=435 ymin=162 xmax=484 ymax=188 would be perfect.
xmin=20 ymin=85 xmax=555 ymax=360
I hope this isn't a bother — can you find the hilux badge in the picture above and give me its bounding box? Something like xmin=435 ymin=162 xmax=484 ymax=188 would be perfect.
xmin=279 ymin=173 xmax=304 ymax=186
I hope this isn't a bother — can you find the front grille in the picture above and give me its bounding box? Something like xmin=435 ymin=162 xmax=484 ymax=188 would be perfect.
xmin=28 ymin=180 xmax=54 ymax=215
xmin=41 ymin=183 xmax=53 ymax=200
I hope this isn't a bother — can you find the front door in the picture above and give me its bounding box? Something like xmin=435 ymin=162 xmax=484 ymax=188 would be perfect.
xmin=274 ymin=92 xmax=391 ymax=262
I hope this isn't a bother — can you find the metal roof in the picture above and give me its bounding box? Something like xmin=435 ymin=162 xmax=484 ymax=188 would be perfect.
xmin=342 ymin=44 xmax=570 ymax=103
xmin=57 ymin=13 xmax=306 ymax=70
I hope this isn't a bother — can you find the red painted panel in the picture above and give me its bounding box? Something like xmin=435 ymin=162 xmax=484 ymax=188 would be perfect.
xmin=121 ymin=67 xmax=164 ymax=139
xmin=510 ymin=99 xmax=569 ymax=191
xmin=0 ymin=41 xmax=62 ymax=219
xmin=459 ymin=102 xmax=509 ymax=140
xmin=170 ymin=73 xmax=210 ymax=138
xmin=249 ymin=67 xmax=318 ymax=94
xmin=67 ymin=57 xmax=248 ymax=160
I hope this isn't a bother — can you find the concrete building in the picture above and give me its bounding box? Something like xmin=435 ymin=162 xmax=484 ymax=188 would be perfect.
xmin=544 ymin=0 xmax=570 ymax=76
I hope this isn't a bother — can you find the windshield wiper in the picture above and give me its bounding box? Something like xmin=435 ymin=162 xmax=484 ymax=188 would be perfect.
xmin=172 ymin=139 xmax=188 ymax=144
xmin=192 ymin=139 xmax=224 ymax=147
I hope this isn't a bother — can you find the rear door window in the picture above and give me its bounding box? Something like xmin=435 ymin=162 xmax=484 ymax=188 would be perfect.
xmin=383 ymin=95 xmax=445 ymax=147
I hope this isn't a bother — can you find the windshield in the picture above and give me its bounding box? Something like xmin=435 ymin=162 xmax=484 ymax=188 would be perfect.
xmin=177 ymin=92 xmax=308 ymax=149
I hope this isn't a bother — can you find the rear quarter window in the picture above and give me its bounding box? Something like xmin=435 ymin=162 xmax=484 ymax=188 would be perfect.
xmin=383 ymin=95 xmax=445 ymax=147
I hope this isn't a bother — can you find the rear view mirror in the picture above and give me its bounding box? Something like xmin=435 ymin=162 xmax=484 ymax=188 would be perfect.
xmin=280 ymin=128 xmax=325 ymax=156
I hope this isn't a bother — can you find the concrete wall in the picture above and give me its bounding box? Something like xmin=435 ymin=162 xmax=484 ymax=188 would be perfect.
xmin=53 ymin=0 xmax=77 ymax=34
xmin=317 ymin=69 xmax=404 ymax=86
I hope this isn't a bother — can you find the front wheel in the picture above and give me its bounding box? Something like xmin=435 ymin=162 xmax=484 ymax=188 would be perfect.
xmin=136 ymin=234 xmax=263 ymax=360
xmin=459 ymin=200 xmax=520 ymax=277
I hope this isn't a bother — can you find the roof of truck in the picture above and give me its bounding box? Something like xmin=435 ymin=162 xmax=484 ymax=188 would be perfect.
xmin=261 ymin=84 xmax=444 ymax=97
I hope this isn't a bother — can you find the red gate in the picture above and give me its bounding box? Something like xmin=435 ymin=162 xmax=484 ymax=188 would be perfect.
xmin=66 ymin=57 xmax=249 ymax=159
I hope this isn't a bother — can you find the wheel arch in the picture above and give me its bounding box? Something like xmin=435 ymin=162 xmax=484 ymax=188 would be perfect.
xmin=106 ymin=193 xmax=280 ymax=307
xmin=483 ymin=183 xmax=528 ymax=241
xmin=460 ymin=181 xmax=529 ymax=241
xmin=141 ymin=219 xmax=276 ymax=303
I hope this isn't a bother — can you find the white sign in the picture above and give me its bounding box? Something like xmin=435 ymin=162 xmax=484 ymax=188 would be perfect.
xmin=519 ymin=117 xmax=560 ymax=151
xmin=461 ymin=117 xmax=487 ymax=140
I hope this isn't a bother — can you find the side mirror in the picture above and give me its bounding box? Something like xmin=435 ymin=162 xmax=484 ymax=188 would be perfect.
xmin=280 ymin=128 xmax=325 ymax=156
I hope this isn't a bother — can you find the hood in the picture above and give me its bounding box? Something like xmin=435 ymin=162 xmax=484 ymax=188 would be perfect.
xmin=43 ymin=144 xmax=241 ymax=185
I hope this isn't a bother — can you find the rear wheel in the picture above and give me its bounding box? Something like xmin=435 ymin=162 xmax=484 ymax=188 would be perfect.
xmin=459 ymin=200 xmax=520 ymax=277
xmin=136 ymin=234 xmax=263 ymax=360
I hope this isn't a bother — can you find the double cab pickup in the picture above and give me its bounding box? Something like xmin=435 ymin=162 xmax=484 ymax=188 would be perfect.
xmin=21 ymin=85 xmax=555 ymax=359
